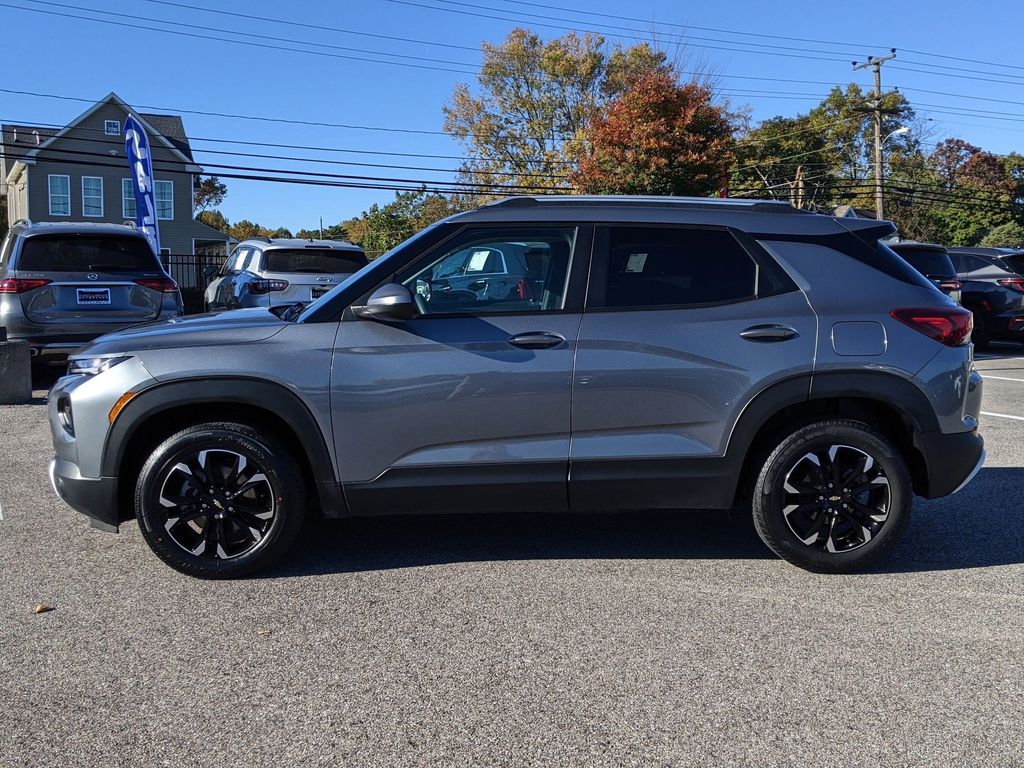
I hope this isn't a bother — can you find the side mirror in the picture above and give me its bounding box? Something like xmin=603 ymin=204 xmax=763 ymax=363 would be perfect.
xmin=353 ymin=283 xmax=414 ymax=322
xmin=204 ymin=265 xmax=218 ymax=277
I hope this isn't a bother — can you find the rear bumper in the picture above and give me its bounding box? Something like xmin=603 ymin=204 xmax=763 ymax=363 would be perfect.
xmin=49 ymin=457 xmax=121 ymax=532
xmin=914 ymin=428 xmax=985 ymax=498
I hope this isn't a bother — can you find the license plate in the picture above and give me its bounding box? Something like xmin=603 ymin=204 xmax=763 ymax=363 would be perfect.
xmin=77 ymin=288 xmax=111 ymax=305
xmin=311 ymin=286 xmax=330 ymax=299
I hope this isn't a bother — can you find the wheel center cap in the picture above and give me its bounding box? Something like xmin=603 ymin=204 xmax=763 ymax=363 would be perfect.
xmin=211 ymin=498 xmax=225 ymax=511
xmin=829 ymin=495 xmax=842 ymax=502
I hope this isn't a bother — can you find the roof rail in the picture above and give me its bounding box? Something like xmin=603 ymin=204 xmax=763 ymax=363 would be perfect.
xmin=250 ymin=236 xmax=272 ymax=243
xmin=12 ymin=218 xmax=32 ymax=228
xmin=484 ymin=195 xmax=803 ymax=213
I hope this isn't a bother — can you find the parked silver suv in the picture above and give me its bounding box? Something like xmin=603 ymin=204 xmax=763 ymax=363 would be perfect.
xmin=47 ymin=196 xmax=985 ymax=578
xmin=204 ymin=237 xmax=367 ymax=311
xmin=0 ymin=220 xmax=182 ymax=359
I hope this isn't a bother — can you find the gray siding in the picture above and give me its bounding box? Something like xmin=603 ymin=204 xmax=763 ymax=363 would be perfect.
xmin=16 ymin=100 xmax=228 ymax=254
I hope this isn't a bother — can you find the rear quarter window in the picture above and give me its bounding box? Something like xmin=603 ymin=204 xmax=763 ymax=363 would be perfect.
xmin=17 ymin=235 xmax=160 ymax=272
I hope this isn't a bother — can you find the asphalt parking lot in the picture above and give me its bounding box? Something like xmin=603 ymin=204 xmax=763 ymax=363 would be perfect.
xmin=1 ymin=349 xmax=1022 ymax=767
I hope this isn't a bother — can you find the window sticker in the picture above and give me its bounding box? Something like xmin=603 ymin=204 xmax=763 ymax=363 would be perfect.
xmin=625 ymin=253 xmax=648 ymax=273
xmin=466 ymin=250 xmax=492 ymax=272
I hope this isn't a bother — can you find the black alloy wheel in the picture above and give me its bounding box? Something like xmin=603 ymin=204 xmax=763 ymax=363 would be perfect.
xmin=752 ymin=419 xmax=911 ymax=573
xmin=135 ymin=422 xmax=306 ymax=578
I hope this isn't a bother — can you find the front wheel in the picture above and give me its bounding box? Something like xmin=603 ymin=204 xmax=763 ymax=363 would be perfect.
xmin=751 ymin=419 xmax=911 ymax=573
xmin=135 ymin=422 xmax=307 ymax=578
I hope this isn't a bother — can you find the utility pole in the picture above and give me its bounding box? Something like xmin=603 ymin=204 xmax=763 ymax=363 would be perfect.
xmin=319 ymin=216 xmax=324 ymax=240
xmin=853 ymin=49 xmax=897 ymax=220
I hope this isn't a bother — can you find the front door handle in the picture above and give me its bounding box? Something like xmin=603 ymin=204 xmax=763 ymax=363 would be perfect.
xmin=507 ymin=331 xmax=565 ymax=349
xmin=740 ymin=324 xmax=799 ymax=342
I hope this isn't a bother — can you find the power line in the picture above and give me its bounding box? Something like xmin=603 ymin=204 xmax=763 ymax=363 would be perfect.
xmin=387 ymin=0 xmax=856 ymax=64
xmin=0 ymin=2 xmax=479 ymax=75
xmin=0 ymin=141 xmax=566 ymax=192
xmin=140 ymin=0 xmax=481 ymax=52
xmin=33 ymin=0 xmax=480 ymax=69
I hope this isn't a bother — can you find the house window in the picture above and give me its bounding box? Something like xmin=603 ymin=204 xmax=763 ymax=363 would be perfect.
xmin=155 ymin=180 xmax=173 ymax=220
xmin=48 ymin=175 xmax=70 ymax=216
xmin=122 ymin=178 xmax=136 ymax=219
xmin=82 ymin=176 xmax=103 ymax=217
xmin=104 ymin=120 xmax=121 ymax=135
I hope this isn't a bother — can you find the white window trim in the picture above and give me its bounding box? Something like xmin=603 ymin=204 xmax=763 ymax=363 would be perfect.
xmin=48 ymin=174 xmax=70 ymax=216
xmin=122 ymin=178 xmax=136 ymax=219
xmin=81 ymin=176 xmax=104 ymax=217
xmin=104 ymin=119 xmax=121 ymax=135
xmin=155 ymin=179 xmax=174 ymax=221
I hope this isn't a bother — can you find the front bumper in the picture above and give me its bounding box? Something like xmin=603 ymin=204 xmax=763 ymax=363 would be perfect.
xmin=49 ymin=456 xmax=120 ymax=532
xmin=913 ymin=428 xmax=986 ymax=498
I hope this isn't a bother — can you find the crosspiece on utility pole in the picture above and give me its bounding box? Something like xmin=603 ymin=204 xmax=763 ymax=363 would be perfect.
xmin=853 ymin=49 xmax=897 ymax=221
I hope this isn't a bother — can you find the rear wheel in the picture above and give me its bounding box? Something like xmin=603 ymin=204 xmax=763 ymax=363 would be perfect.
xmin=751 ymin=419 xmax=911 ymax=573
xmin=135 ymin=422 xmax=306 ymax=578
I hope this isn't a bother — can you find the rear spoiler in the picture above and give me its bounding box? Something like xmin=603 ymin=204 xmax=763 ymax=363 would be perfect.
xmin=836 ymin=218 xmax=898 ymax=242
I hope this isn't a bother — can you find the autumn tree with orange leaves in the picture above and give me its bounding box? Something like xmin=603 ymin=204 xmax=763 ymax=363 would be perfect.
xmin=573 ymin=72 xmax=734 ymax=197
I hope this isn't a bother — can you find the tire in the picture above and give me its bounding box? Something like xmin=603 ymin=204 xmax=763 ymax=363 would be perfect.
xmin=134 ymin=421 xmax=307 ymax=578
xmin=971 ymin=310 xmax=989 ymax=351
xmin=751 ymin=419 xmax=911 ymax=574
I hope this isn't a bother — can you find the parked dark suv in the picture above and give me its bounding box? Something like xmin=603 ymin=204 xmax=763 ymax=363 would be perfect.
xmin=947 ymin=247 xmax=1024 ymax=349
xmin=889 ymin=241 xmax=961 ymax=304
xmin=47 ymin=196 xmax=984 ymax=578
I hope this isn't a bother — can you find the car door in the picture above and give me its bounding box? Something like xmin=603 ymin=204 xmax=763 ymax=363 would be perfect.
xmin=331 ymin=224 xmax=591 ymax=516
xmin=569 ymin=223 xmax=817 ymax=512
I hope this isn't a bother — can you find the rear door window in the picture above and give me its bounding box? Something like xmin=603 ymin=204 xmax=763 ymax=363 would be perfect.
xmin=264 ymin=249 xmax=367 ymax=274
xmin=591 ymin=226 xmax=758 ymax=309
xmin=17 ymin=235 xmax=160 ymax=272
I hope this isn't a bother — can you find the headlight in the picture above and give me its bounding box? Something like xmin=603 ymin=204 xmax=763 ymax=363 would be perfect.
xmin=67 ymin=355 xmax=131 ymax=377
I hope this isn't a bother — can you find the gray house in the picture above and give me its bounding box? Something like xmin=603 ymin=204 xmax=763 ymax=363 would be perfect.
xmin=1 ymin=92 xmax=230 ymax=257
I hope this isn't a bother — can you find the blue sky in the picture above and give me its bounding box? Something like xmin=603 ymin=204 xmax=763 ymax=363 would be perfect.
xmin=4 ymin=0 xmax=1023 ymax=232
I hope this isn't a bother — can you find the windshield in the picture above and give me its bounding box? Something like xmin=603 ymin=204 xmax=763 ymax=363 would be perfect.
xmin=894 ymin=248 xmax=955 ymax=278
xmin=18 ymin=235 xmax=160 ymax=272
xmin=263 ymin=248 xmax=367 ymax=274
xmin=294 ymin=223 xmax=448 ymax=323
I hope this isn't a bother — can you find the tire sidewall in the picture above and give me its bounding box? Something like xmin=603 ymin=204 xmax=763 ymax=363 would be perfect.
xmin=135 ymin=424 xmax=304 ymax=578
xmin=754 ymin=421 xmax=911 ymax=573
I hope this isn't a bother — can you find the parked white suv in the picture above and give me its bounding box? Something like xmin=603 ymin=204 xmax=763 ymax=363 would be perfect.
xmin=204 ymin=238 xmax=367 ymax=311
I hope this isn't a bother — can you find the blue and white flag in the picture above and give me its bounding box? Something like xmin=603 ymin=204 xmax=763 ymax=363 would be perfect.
xmin=124 ymin=114 xmax=161 ymax=256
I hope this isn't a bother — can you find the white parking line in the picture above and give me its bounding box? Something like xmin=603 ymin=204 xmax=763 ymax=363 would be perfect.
xmin=981 ymin=375 xmax=1024 ymax=383
xmin=981 ymin=411 xmax=1024 ymax=422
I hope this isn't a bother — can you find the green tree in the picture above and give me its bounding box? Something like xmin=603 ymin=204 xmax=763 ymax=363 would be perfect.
xmin=197 ymin=209 xmax=230 ymax=234
xmin=229 ymin=220 xmax=270 ymax=241
xmin=573 ymin=72 xmax=733 ymax=196
xmin=980 ymin=221 xmax=1024 ymax=248
xmin=268 ymin=226 xmax=293 ymax=238
xmin=444 ymin=28 xmax=672 ymax=195
xmin=193 ymin=176 xmax=227 ymax=214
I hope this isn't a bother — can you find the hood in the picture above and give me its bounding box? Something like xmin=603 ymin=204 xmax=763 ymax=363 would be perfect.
xmin=74 ymin=308 xmax=289 ymax=356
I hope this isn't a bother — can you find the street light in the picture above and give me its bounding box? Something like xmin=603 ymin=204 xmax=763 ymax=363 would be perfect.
xmin=877 ymin=126 xmax=910 ymax=220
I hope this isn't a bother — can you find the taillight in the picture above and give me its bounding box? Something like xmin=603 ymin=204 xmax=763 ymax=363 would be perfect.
xmin=248 ymin=279 xmax=289 ymax=294
xmin=0 ymin=277 xmax=52 ymax=293
xmin=134 ymin=277 xmax=179 ymax=293
xmin=891 ymin=307 xmax=973 ymax=347
xmin=997 ymin=278 xmax=1024 ymax=293
xmin=939 ymin=280 xmax=961 ymax=293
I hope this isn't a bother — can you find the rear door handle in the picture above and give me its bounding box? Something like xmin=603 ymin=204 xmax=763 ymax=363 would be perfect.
xmin=507 ymin=331 xmax=565 ymax=349
xmin=740 ymin=324 xmax=798 ymax=342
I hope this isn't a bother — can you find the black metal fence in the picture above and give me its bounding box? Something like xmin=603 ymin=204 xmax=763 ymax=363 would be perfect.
xmin=163 ymin=253 xmax=225 ymax=291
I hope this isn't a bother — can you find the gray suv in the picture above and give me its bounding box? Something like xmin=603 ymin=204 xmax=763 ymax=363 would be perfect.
xmin=204 ymin=237 xmax=367 ymax=311
xmin=46 ymin=196 xmax=985 ymax=578
xmin=0 ymin=220 xmax=182 ymax=359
